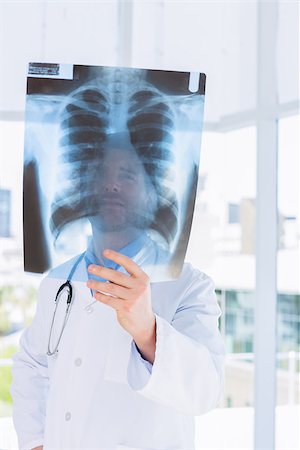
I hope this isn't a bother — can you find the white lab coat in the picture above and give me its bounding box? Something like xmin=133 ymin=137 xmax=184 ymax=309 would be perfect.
xmin=11 ymin=256 xmax=225 ymax=450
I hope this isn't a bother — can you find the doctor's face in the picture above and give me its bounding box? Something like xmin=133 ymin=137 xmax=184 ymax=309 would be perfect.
xmin=89 ymin=147 xmax=156 ymax=232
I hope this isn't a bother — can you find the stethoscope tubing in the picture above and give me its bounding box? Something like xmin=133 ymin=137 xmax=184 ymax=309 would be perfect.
xmin=46 ymin=253 xmax=85 ymax=356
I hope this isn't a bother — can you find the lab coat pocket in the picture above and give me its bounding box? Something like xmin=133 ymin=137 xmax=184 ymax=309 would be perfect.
xmin=116 ymin=446 xmax=148 ymax=450
xmin=116 ymin=446 xmax=181 ymax=450
xmin=116 ymin=446 xmax=157 ymax=450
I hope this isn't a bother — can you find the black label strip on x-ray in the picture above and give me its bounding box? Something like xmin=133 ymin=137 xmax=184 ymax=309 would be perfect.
xmin=28 ymin=62 xmax=74 ymax=80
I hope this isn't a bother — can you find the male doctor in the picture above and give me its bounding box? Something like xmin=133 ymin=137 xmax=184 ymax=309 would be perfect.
xmin=11 ymin=133 xmax=225 ymax=450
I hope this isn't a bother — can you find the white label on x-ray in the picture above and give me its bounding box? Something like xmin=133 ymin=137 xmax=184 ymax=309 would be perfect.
xmin=188 ymin=72 xmax=200 ymax=93
xmin=28 ymin=62 xmax=74 ymax=80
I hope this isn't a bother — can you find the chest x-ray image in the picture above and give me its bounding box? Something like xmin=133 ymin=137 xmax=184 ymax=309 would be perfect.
xmin=23 ymin=63 xmax=206 ymax=282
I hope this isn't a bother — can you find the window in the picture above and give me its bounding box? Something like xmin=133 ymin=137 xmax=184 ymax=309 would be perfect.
xmin=276 ymin=115 xmax=299 ymax=414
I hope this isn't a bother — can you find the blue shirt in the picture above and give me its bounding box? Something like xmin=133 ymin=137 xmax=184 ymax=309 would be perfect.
xmin=84 ymin=232 xmax=148 ymax=282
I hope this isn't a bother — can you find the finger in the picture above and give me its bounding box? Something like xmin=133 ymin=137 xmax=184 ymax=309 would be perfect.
xmin=103 ymin=249 xmax=148 ymax=280
xmin=87 ymin=280 xmax=132 ymax=301
xmin=94 ymin=291 xmax=124 ymax=310
xmin=88 ymin=264 xmax=135 ymax=288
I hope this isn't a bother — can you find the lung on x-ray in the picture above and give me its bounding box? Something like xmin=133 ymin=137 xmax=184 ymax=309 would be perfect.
xmin=23 ymin=63 xmax=206 ymax=282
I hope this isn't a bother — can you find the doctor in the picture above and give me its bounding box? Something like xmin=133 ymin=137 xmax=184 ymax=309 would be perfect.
xmin=11 ymin=134 xmax=225 ymax=450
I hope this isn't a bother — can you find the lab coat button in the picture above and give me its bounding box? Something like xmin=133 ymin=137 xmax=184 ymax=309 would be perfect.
xmin=65 ymin=411 xmax=71 ymax=421
xmin=75 ymin=358 xmax=82 ymax=366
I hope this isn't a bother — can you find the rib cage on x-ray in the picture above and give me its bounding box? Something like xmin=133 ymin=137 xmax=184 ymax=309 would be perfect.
xmin=50 ymin=86 xmax=110 ymax=236
xmin=50 ymin=69 xmax=179 ymax=250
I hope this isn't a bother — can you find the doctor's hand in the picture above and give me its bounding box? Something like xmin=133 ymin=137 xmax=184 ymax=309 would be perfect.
xmin=87 ymin=249 xmax=156 ymax=364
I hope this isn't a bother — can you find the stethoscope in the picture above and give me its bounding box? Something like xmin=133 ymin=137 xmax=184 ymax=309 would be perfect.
xmin=47 ymin=252 xmax=86 ymax=356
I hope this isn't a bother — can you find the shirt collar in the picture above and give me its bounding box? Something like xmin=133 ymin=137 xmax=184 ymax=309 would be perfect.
xmin=85 ymin=232 xmax=148 ymax=281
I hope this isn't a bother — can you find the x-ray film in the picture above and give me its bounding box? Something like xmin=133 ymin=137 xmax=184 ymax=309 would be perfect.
xmin=23 ymin=63 xmax=206 ymax=282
